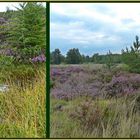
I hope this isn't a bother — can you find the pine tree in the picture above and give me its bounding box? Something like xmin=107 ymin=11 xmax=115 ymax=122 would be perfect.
xmin=122 ymin=35 xmax=140 ymax=73
xmin=105 ymin=50 xmax=115 ymax=70
xmin=8 ymin=2 xmax=46 ymax=63
xmin=66 ymin=48 xmax=82 ymax=64
xmin=51 ymin=49 xmax=61 ymax=64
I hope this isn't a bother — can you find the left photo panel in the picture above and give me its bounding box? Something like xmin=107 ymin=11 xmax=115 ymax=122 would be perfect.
xmin=0 ymin=2 xmax=46 ymax=138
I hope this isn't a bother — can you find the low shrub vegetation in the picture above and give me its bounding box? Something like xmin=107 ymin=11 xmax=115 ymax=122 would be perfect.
xmin=50 ymin=64 xmax=140 ymax=138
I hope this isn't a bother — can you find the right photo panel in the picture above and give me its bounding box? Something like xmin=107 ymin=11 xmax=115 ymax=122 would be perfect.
xmin=50 ymin=3 xmax=140 ymax=138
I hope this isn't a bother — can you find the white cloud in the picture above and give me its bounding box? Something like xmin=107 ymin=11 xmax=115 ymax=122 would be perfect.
xmin=50 ymin=3 xmax=140 ymax=53
xmin=51 ymin=3 xmax=140 ymax=31
xmin=51 ymin=21 xmax=120 ymax=46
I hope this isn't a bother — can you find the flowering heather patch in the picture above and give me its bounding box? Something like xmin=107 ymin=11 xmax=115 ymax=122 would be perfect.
xmin=31 ymin=54 xmax=46 ymax=63
xmin=105 ymin=73 xmax=140 ymax=97
xmin=5 ymin=49 xmax=16 ymax=56
xmin=51 ymin=65 xmax=140 ymax=100
xmin=51 ymin=65 xmax=140 ymax=138
xmin=51 ymin=66 xmax=104 ymax=100
xmin=51 ymin=66 xmax=85 ymax=83
xmin=51 ymin=66 xmax=85 ymax=77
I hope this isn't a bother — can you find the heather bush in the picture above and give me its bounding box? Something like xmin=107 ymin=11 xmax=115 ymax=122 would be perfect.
xmin=51 ymin=64 xmax=140 ymax=138
xmin=69 ymin=99 xmax=119 ymax=133
xmin=104 ymin=73 xmax=140 ymax=98
xmin=51 ymin=68 xmax=102 ymax=100
xmin=31 ymin=54 xmax=46 ymax=63
xmin=51 ymin=95 xmax=140 ymax=138
xmin=51 ymin=65 xmax=140 ymax=100
xmin=69 ymin=100 xmax=103 ymax=131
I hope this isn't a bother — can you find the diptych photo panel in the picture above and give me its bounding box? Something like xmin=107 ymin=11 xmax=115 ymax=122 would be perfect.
xmin=0 ymin=1 xmax=140 ymax=139
xmin=50 ymin=3 xmax=140 ymax=138
xmin=0 ymin=2 xmax=46 ymax=138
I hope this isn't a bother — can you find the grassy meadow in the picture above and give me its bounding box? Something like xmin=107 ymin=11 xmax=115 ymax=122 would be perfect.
xmin=50 ymin=64 xmax=140 ymax=138
xmin=0 ymin=65 xmax=46 ymax=138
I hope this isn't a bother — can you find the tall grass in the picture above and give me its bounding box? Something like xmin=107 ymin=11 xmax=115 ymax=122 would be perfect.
xmin=51 ymin=95 xmax=140 ymax=138
xmin=0 ymin=66 xmax=46 ymax=138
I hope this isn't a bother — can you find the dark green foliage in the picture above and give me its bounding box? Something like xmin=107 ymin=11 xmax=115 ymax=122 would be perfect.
xmin=0 ymin=18 xmax=8 ymax=47
xmin=51 ymin=48 xmax=123 ymax=65
xmin=50 ymin=48 xmax=123 ymax=65
xmin=0 ymin=9 xmax=17 ymax=49
xmin=51 ymin=48 xmax=62 ymax=64
xmin=85 ymin=55 xmax=90 ymax=62
xmin=60 ymin=54 xmax=66 ymax=64
xmin=91 ymin=53 xmax=122 ymax=64
xmin=8 ymin=2 xmax=46 ymax=63
xmin=0 ymin=3 xmax=46 ymax=83
xmin=66 ymin=48 xmax=82 ymax=64
xmin=105 ymin=50 xmax=115 ymax=70
xmin=81 ymin=55 xmax=91 ymax=63
xmin=91 ymin=53 xmax=100 ymax=63
xmin=122 ymin=36 xmax=140 ymax=73
xmin=51 ymin=48 xmax=122 ymax=64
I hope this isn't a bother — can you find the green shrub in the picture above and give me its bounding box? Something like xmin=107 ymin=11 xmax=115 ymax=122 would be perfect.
xmin=105 ymin=50 xmax=116 ymax=71
xmin=122 ymin=36 xmax=140 ymax=73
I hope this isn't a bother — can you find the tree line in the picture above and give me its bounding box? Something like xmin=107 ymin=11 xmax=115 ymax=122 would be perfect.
xmin=50 ymin=48 xmax=122 ymax=64
xmin=51 ymin=36 xmax=140 ymax=73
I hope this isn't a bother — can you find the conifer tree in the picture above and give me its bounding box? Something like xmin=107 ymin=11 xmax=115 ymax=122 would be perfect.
xmin=8 ymin=2 xmax=46 ymax=63
xmin=122 ymin=35 xmax=140 ymax=73
xmin=66 ymin=48 xmax=82 ymax=64
xmin=105 ymin=50 xmax=115 ymax=70
xmin=51 ymin=49 xmax=61 ymax=64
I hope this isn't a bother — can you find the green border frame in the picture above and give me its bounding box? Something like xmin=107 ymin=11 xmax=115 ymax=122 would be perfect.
xmin=46 ymin=1 xmax=50 ymax=138
xmin=0 ymin=1 xmax=140 ymax=139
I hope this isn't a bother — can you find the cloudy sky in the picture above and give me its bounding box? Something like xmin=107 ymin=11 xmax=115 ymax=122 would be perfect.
xmin=0 ymin=2 xmax=46 ymax=12
xmin=50 ymin=3 xmax=140 ymax=56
